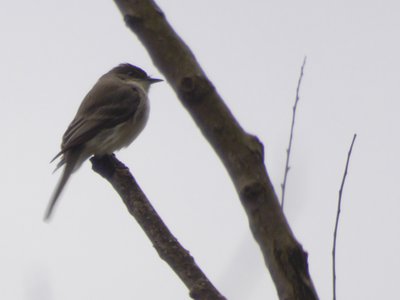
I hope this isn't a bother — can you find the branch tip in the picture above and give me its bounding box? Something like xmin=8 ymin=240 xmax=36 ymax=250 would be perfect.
xmin=281 ymin=58 xmax=307 ymax=209
xmin=332 ymin=133 xmax=357 ymax=300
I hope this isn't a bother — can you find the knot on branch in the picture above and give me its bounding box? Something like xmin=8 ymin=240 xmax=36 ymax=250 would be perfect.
xmin=124 ymin=7 xmax=165 ymax=29
xmin=239 ymin=181 xmax=265 ymax=211
xmin=246 ymin=134 xmax=265 ymax=162
xmin=179 ymin=75 xmax=215 ymax=106
xmin=91 ymin=154 xmax=126 ymax=180
xmin=288 ymin=246 xmax=309 ymax=278
xmin=274 ymin=245 xmax=316 ymax=299
xmin=124 ymin=14 xmax=143 ymax=28
xmin=181 ymin=76 xmax=195 ymax=92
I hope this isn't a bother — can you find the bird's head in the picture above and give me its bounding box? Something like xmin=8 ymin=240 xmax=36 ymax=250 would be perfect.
xmin=110 ymin=63 xmax=162 ymax=90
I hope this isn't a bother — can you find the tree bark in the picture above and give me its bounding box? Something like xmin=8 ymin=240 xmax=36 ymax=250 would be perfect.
xmin=112 ymin=1 xmax=319 ymax=299
xmin=91 ymin=155 xmax=226 ymax=300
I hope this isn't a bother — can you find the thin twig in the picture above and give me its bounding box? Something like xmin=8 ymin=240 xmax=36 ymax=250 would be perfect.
xmin=281 ymin=57 xmax=307 ymax=209
xmin=332 ymin=134 xmax=357 ymax=300
xmin=91 ymin=155 xmax=226 ymax=300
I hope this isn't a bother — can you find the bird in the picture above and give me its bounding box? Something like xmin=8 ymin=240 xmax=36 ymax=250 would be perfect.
xmin=45 ymin=63 xmax=162 ymax=221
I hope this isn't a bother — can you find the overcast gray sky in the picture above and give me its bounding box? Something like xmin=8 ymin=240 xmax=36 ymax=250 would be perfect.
xmin=1 ymin=1 xmax=399 ymax=299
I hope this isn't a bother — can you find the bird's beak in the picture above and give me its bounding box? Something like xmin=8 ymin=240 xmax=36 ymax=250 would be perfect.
xmin=148 ymin=77 xmax=163 ymax=84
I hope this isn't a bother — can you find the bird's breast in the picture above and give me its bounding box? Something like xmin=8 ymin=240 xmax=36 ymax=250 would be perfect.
xmin=85 ymin=95 xmax=150 ymax=157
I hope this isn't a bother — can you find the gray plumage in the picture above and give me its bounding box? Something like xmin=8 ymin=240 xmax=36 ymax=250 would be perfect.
xmin=45 ymin=64 xmax=161 ymax=221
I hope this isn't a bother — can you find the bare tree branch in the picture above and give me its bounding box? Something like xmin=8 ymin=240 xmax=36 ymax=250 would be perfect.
xmin=91 ymin=155 xmax=226 ymax=300
xmin=112 ymin=1 xmax=319 ymax=299
xmin=332 ymin=134 xmax=357 ymax=300
xmin=281 ymin=57 xmax=307 ymax=209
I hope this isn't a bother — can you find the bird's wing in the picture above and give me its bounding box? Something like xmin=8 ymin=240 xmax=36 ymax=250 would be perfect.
xmin=60 ymin=84 xmax=141 ymax=154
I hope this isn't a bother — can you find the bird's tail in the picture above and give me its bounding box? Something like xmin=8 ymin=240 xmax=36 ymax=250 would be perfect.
xmin=44 ymin=153 xmax=79 ymax=221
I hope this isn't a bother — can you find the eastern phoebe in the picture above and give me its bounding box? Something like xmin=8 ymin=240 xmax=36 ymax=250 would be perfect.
xmin=45 ymin=64 xmax=162 ymax=220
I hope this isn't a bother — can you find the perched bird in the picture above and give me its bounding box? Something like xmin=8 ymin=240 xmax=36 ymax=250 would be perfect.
xmin=45 ymin=64 xmax=162 ymax=220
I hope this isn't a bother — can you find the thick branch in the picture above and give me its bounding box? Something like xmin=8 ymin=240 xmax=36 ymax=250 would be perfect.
xmin=91 ymin=155 xmax=226 ymax=300
xmin=113 ymin=1 xmax=318 ymax=299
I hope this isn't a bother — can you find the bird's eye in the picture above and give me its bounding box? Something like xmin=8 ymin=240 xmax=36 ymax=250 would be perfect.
xmin=127 ymin=71 xmax=134 ymax=77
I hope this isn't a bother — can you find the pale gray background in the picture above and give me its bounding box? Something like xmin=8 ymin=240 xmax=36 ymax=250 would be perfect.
xmin=0 ymin=1 xmax=399 ymax=299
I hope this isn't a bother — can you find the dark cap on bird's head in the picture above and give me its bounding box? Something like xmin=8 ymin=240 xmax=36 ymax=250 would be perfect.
xmin=111 ymin=63 xmax=162 ymax=84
